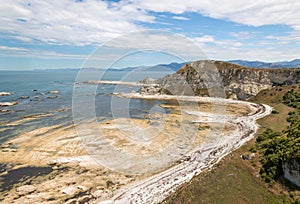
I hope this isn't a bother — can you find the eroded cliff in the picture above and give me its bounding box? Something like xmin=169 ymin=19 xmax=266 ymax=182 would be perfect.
xmin=142 ymin=60 xmax=300 ymax=100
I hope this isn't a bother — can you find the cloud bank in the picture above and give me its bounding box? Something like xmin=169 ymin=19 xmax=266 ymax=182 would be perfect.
xmin=1 ymin=0 xmax=299 ymax=46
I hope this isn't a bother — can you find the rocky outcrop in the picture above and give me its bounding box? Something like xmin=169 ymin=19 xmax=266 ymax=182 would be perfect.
xmin=0 ymin=92 xmax=14 ymax=96
xmin=282 ymin=158 xmax=300 ymax=187
xmin=142 ymin=60 xmax=300 ymax=100
xmin=48 ymin=90 xmax=60 ymax=94
xmin=0 ymin=101 xmax=18 ymax=107
xmin=138 ymin=76 xmax=155 ymax=84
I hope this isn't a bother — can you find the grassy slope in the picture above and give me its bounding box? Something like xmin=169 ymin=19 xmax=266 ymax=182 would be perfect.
xmin=163 ymin=85 xmax=299 ymax=204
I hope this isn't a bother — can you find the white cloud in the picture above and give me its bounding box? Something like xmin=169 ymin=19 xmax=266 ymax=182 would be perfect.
xmin=0 ymin=46 xmax=28 ymax=52
xmin=199 ymin=40 xmax=299 ymax=62
xmin=193 ymin=35 xmax=215 ymax=44
xmin=0 ymin=45 xmax=87 ymax=59
xmin=3 ymin=0 xmax=299 ymax=47
xmin=2 ymin=0 xmax=299 ymax=45
xmin=13 ymin=36 xmax=33 ymax=43
xmin=266 ymin=32 xmax=300 ymax=44
xmin=193 ymin=35 xmax=243 ymax=48
xmin=103 ymin=31 xmax=207 ymax=60
xmin=172 ymin=16 xmax=189 ymax=21
xmin=129 ymin=0 xmax=300 ymax=30
xmin=0 ymin=0 xmax=153 ymax=46
xmin=0 ymin=0 xmax=299 ymax=63
xmin=230 ymin=31 xmax=256 ymax=40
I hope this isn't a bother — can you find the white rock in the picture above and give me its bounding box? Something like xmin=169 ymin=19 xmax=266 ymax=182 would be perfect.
xmin=0 ymin=101 xmax=18 ymax=107
xmin=61 ymin=186 xmax=78 ymax=196
xmin=76 ymin=185 xmax=89 ymax=191
xmin=48 ymin=90 xmax=60 ymax=94
xmin=78 ymin=195 xmax=91 ymax=203
xmin=92 ymin=189 xmax=103 ymax=198
xmin=0 ymin=92 xmax=13 ymax=96
xmin=16 ymin=185 xmax=36 ymax=195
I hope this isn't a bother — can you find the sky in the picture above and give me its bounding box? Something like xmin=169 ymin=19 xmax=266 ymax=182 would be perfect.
xmin=0 ymin=0 xmax=299 ymax=70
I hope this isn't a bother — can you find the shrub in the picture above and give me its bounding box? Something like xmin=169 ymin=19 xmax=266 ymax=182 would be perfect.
xmin=255 ymin=88 xmax=300 ymax=184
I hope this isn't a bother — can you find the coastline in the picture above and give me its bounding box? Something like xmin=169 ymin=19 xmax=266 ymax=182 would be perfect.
xmin=0 ymin=91 xmax=272 ymax=203
xmin=100 ymin=93 xmax=272 ymax=203
xmin=83 ymin=80 xmax=159 ymax=87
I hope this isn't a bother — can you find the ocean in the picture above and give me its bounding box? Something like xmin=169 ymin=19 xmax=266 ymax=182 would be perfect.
xmin=0 ymin=69 xmax=173 ymax=144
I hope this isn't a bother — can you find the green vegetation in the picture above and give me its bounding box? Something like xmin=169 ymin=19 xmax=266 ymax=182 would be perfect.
xmin=271 ymin=109 xmax=279 ymax=114
xmin=254 ymin=88 xmax=300 ymax=185
xmin=164 ymin=144 xmax=291 ymax=204
xmin=283 ymin=89 xmax=300 ymax=108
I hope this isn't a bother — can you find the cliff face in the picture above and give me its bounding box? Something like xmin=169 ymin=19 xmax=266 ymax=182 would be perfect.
xmin=149 ymin=60 xmax=300 ymax=100
xmin=282 ymin=159 xmax=300 ymax=187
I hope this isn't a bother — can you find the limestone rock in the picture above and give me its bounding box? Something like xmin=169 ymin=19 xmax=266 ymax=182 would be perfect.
xmin=91 ymin=189 xmax=103 ymax=198
xmin=20 ymin=96 xmax=30 ymax=99
xmin=139 ymin=85 xmax=160 ymax=95
xmin=16 ymin=185 xmax=36 ymax=196
xmin=61 ymin=186 xmax=79 ymax=196
xmin=47 ymin=95 xmax=58 ymax=99
xmin=65 ymin=199 xmax=77 ymax=204
xmin=0 ymin=101 xmax=18 ymax=107
xmin=138 ymin=77 xmax=155 ymax=84
xmin=143 ymin=60 xmax=300 ymax=100
xmin=48 ymin=90 xmax=60 ymax=94
xmin=0 ymin=92 xmax=14 ymax=96
xmin=282 ymin=159 xmax=300 ymax=187
xmin=78 ymin=195 xmax=92 ymax=203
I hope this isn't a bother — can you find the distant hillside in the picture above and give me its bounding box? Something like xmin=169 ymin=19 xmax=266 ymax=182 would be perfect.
xmin=141 ymin=60 xmax=300 ymax=100
xmin=109 ymin=62 xmax=186 ymax=72
xmin=34 ymin=59 xmax=300 ymax=72
xmin=228 ymin=59 xmax=300 ymax=68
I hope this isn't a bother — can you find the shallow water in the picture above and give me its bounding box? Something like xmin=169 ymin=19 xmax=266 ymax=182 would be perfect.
xmin=0 ymin=166 xmax=52 ymax=191
xmin=0 ymin=69 xmax=172 ymax=143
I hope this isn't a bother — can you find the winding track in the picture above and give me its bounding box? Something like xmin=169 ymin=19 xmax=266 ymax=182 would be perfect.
xmin=100 ymin=95 xmax=272 ymax=204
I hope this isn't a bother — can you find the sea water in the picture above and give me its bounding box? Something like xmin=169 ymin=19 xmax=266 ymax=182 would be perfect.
xmin=0 ymin=69 xmax=173 ymax=144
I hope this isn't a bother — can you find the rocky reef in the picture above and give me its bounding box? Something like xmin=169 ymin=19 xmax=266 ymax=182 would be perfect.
xmin=142 ymin=60 xmax=300 ymax=100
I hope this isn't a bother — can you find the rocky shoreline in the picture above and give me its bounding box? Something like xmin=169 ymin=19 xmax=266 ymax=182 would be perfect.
xmin=0 ymin=91 xmax=271 ymax=203
xmin=84 ymin=80 xmax=159 ymax=87
xmin=101 ymin=95 xmax=272 ymax=203
xmin=0 ymin=72 xmax=274 ymax=204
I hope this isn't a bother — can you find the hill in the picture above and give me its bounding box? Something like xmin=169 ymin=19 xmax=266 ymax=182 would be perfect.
xmin=228 ymin=59 xmax=300 ymax=68
xmin=144 ymin=60 xmax=300 ymax=100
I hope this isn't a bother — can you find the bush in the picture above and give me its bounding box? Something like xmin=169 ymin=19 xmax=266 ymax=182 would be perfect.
xmin=255 ymin=89 xmax=300 ymax=184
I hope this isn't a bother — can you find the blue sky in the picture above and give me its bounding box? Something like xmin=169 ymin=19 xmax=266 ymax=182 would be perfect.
xmin=0 ymin=0 xmax=299 ymax=70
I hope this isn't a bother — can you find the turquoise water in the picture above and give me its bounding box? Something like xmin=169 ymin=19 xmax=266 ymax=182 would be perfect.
xmin=0 ymin=69 xmax=173 ymax=143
